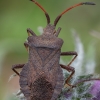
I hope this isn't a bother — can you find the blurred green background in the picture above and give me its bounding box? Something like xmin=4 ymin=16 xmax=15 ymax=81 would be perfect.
xmin=0 ymin=0 xmax=100 ymax=100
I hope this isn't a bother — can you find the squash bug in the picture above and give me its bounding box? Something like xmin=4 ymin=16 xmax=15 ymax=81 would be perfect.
xmin=12 ymin=0 xmax=95 ymax=100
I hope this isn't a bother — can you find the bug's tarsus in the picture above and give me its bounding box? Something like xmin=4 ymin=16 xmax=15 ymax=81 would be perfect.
xmin=30 ymin=0 xmax=50 ymax=24
xmin=54 ymin=2 xmax=95 ymax=26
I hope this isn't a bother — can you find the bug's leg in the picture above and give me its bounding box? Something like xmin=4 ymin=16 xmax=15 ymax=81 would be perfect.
xmin=60 ymin=51 xmax=77 ymax=87
xmin=27 ymin=28 xmax=36 ymax=36
xmin=24 ymin=42 xmax=29 ymax=52
xmin=54 ymin=27 xmax=61 ymax=37
xmin=60 ymin=64 xmax=75 ymax=87
xmin=12 ymin=64 xmax=25 ymax=76
xmin=24 ymin=28 xmax=36 ymax=52
xmin=61 ymin=51 xmax=78 ymax=66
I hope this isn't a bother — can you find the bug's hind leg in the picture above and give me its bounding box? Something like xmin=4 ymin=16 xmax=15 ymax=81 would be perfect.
xmin=12 ymin=64 xmax=25 ymax=76
xmin=60 ymin=51 xmax=77 ymax=87
xmin=60 ymin=64 xmax=75 ymax=87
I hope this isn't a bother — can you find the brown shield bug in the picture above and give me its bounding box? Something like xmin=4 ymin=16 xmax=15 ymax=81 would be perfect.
xmin=12 ymin=0 xmax=95 ymax=100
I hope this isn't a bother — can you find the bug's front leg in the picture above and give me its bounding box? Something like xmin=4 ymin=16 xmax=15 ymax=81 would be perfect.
xmin=27 ymin=28 xmax=36 ymax=36
xmin=12 ymin=64 xmax=25 ymax=76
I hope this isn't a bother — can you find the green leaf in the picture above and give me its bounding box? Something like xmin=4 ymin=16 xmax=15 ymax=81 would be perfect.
xmin=82 ymin=93 xmax=92 ymax=98
xmin=77 ymin=74 xmax=93 ymax=80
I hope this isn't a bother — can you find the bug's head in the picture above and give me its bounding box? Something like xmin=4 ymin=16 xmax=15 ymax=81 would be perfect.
xmin=30 ymin=0 xmax=95 ymax=36
xmin=43 ymin=24 xmax=56 ymax=35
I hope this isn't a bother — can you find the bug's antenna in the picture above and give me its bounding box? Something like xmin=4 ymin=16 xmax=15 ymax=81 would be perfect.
xmin=30 ymin=0 xmax=50 ymax=24
xmin=54 ymin=2 xmax=95 ymax=26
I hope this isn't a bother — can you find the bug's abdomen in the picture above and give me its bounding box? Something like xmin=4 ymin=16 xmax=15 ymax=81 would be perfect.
xmin=20 ymin=72 xmax=54 ymax=100
xmin=19 ymin=68 xmax=31 ymax=100
xmin=31 ymin=77 xmax=54 ymax=100
xmin=19 ymin=63 xmax=55 ymax=100
xmin=20 ymin=66 xmax=64 ymax=100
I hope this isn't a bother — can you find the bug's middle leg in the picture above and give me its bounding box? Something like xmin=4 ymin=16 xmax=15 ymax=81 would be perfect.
xmin=61 ymin=51 xmax=78 ymax=66
xmin=24 ymin=28 xmax=36 ymax=51
xmin=24 ymin=42 xmax=29 ymax=52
